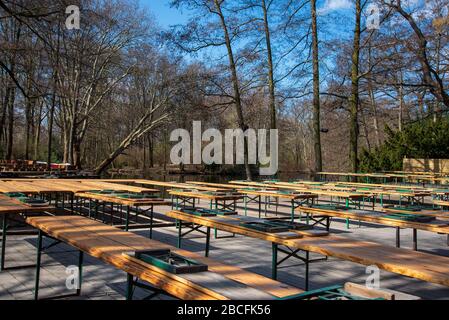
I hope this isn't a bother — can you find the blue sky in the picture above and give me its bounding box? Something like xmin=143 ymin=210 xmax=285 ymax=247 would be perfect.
xmin=139 ymin=0 xmax=189 ymax=28
xmin=139 ymin=0 xmax=357 ymax=29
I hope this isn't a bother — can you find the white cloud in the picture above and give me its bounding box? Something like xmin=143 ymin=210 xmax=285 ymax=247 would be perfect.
xmin=318 ymin=0 xmax=353 ymax=15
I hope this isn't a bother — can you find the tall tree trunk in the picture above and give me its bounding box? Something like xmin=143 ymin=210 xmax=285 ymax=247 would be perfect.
xmin=142 ymin=136 xmax=147 ymax=170
xmin=261 ymin=0 xmax=276 ymax=130
xmin=24 ymin=77 xmax=33 ymax=159
xmin=214 ymin=0 xmax=253 ymax=180
xmin=6 ymin=86 xmax=15 ymax=160
xmin=0 ymin=87 xmax=10 ymax=157
xmin=367 ymin=44 xmax=381 ymax=147
xmin=33 ymin=103 xmax=42 ymax=160
xmin=163 ymin=128 xmax=168 ymax=171
xmin=348 ymin=0 xmax=361 ymax=173
xmin=311 ymin=0 xmax=322 ymax=174
xmin=73 ymin=138 xmax=82 ymax=169
xmin=96 ymin=144 xmax=127 ymax=175
xmin=48 ymin=25 xmax=60 ymax=169
xmin=148 ymin=133 xmax=154 ymax=168
xmin=398 ymin=83 xmax=404 ymax=131
xmin=361 ymin=107 xmax=371 ymax=151
xmin=47 ymin=94 xmax=56 ymax=167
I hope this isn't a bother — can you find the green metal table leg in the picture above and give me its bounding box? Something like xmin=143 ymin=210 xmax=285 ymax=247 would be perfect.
xmin=305 ymin=251 xmax=310 ymax=291
xmin=34 ymin=230 xmax=43 ymax=300
xmin=126 ymin=273 xmax=134 ymax=300
xmin=272 ymin=243 xmax=278 ymax=280
xmin=125 ymin=206 xmax=130 ymax=232
xmin=345 ymin=198 xmax=350 ymax=229
xmin=396 ymin=227 xmax=400 ymax=248
xmin=205 ymin=227 xmax=211 ymax=257
xmin=264 ymin=197 xmax=268 ymax=217
xmin=77 ymin=251 xmax=84 ymax=296
xmin=291 ymin=199 xmax=294 ymax=222
xmin=149 ymin=205 xmax=154 ymax=239
xmin=214 ymin=201 xmax=218 ymax=238
xmin=244 ymin=196 xmax=248 ymax=216
xmin=413 ymin=229 xmax=418 ymax=251
xmin=70 ymin=194 xmax=74 ymax=212
xmin=177 ymin=219 xmax=182 ymax=248
xmin=1 ymin=213 xmax=7 ymax=271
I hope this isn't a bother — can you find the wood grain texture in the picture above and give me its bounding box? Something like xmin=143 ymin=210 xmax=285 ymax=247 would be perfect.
xmin=298 ymin=206 xmax=449 ymax=234
xmin=0 ymin=194 xmax=55 ymax=214
xmin=75 ymin=192 xmax=170 ymax=207
xmin=167 ymin=210 xmax=449 ymax=287
xmin=26 ymin=215 xmax=301 ymax=299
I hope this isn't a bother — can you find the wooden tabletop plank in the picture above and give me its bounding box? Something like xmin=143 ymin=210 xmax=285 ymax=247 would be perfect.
xmin=75 ymin=192 xmax=171 ymax=207
xmin=169 ymin=190 xmax=243 ymax=201
xmin=237 ymin=189 xmax=318 ymax=200
xmin=186 ymin=181 xmax=276 ymax=190
xmin=0 ymin=180 xmax=158 ymax=194
xmin=134 ymin=180 xmax=230 ymax=192
xmin=167 ymin=210 xmax=449 ymax=287
xmin=298 ymin=207 xmax=449 ymax=234
xmin=26 ymin=215 xmax=301 ymax=299
xmin=0 ymin=194 xmax=55 ymax=214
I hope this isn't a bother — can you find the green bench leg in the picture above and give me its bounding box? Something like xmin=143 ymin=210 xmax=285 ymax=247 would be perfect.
xmin=77 ymin=251 xmax=84 ymax=296
xmin=177 ymin=219 xmax=182 ymax=248
xmin=396 ymin=227 xmax=400 ymax=248
xmin=1 ymin=213 xmax=7 ymax=271
xmin=413 ymin=229 xmax=418 ymax=251
xmin=125 ymin=206 xmax=130 ymax=231
xmin=149 ymin=206 xmax=154 ymax=239
xmin=271 ymin=243 xmax=277 ymax=280
xmin=205 ymin=227 xmax=211 ymax=257
xmin=34 ymin=230 xmax=43 ymax=300
xmin=126 ymin=273 xmax=134 ymax=300
xmin=291 ymin=199 xmax=295 ymax=222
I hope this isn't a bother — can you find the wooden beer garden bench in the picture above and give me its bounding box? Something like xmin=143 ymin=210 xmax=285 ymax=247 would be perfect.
xmin=26 ymin=215 xmax=301 ymax=300
xmin=0 ymin=194 xmax=55 ymax=271
xmin=74 ymin=191 xmax=171 ymax=237
xmin=298 ymin=205 xmax=449 ymax=250
xmin=167 ymin=208 xmax=449 ymax=291
xmin=23 ymin=215 xmax=416 ymax=300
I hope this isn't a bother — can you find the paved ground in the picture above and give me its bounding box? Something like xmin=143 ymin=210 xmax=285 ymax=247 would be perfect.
xmin=1 ymin=198 xmax=449 ymax=300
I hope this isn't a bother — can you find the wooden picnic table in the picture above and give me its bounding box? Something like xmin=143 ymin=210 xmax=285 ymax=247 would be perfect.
xmin=383 ymin=207 xmax=449 ymax=220
xmin=26 ymin=215 xmax=301 ymax=300
xmin=186 ymin=181 xmax=271 ymax=190
xmin=169 ymin=190 xmax=243 ymax=213
xmin=237 ymin=188 xmax=317 ymax=219
xmin=0 ymin=179 xmax=158 ymax=195
xmin=0 ymin=194 xmax=55 ymax=271
xmin=133 ymin=179 xmax=230 ymax=192
xmin=167 ymin=209 xmax=449 ymax=290
xmin=74 ymin=192 xmax=171 ymax=236
xmin=298 ymin=206 xmax=449 ymax=250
